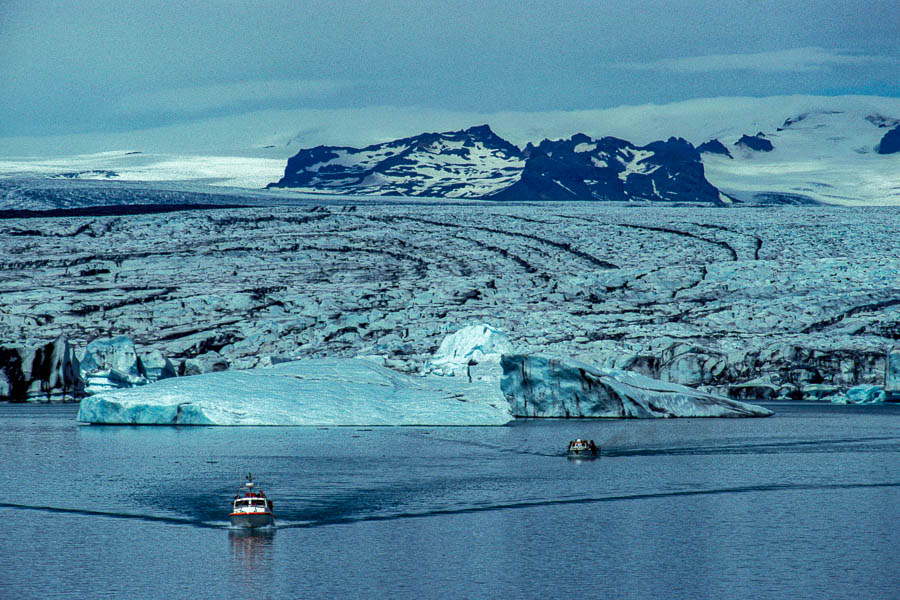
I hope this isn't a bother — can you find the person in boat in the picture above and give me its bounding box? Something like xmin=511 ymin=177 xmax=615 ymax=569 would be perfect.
xmin=589 ymin=440 xmax=598 ymax=455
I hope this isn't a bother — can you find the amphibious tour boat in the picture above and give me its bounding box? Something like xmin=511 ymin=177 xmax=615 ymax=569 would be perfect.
xmin=567 ymin=439 xmax=600 ymax=458
xmin=230 ymin=473 xmax=275 ymax=528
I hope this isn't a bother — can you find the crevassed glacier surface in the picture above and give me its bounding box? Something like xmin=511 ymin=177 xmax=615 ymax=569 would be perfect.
xmin=76 ymin=358 xmax=512 ymax=425
xmin=501 ymin=354 xmax=772 ymax=418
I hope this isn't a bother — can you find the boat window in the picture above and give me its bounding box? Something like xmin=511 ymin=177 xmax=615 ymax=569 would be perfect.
xmin=252 ymin=500 xmax=265 ymax=506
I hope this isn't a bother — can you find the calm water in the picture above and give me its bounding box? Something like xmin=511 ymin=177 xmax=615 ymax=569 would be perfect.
xmin=1 ymin=403 xmax=898 ymax=599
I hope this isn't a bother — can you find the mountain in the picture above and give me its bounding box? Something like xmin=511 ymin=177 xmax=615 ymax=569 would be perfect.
xmin=489 ymin=134 xmax=725 ymax=203
xmin=269 ymin=126 xmax=726 ymax=203
xmin=697 ymin=139 xmax=732 ymax=158
xmin=734 ymin=133 xmax=774 ymax=152
xmin=3 ymin=95 xmax=898 ymax=206
xmin=877 ymin=125 xmax=900 ymax=154
xmin=268 ymin=125 xmax=524 ymax=198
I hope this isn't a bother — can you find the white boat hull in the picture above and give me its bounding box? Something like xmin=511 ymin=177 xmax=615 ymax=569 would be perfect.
xmin=229 ymin=512 xmax=275 ymax=528
xmin=567 ymin=447 xmax=599 ymax=459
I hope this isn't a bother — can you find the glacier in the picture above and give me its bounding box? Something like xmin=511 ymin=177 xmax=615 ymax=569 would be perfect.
xmin=76 ymin=358 xmax=513 ymax=426
xmin=5 ymin=177 xmax=900 ymax=406
xmin=501 ymin=354 xmax=772 ymax=418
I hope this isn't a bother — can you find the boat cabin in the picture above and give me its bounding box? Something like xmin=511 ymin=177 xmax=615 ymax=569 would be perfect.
xmin=233 ymin=490 xmax=273 ymax=511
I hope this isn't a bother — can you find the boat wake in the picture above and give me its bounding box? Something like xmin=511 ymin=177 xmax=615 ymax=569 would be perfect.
xmin=276 ymin=481 xmax=900 ymax=529
xmin=5 ymin=480 xmax=898 ymax=531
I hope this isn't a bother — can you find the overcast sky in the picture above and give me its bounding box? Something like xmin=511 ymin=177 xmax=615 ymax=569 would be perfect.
xmin=2 ymin=0 xmax=898 ymax=139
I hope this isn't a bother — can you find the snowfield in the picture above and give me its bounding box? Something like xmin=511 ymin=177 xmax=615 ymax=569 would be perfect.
xmin=0 ymin=151 xmax=287 ymax=190
xmin=700 ymin=107 xmax=900 ymax=206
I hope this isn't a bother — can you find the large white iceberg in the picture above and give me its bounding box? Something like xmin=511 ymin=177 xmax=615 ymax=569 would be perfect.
xmin=76 ymin=358 xmax=512 ymax=426
xmin=501 ymin=354 xmax=772 ymax=418
xmin=425 ymin=323 xmax=514 ymax=380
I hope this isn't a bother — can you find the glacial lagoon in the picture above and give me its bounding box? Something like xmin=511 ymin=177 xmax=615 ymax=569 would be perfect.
xmin=2 ymin=402 xmax=898 ymax=599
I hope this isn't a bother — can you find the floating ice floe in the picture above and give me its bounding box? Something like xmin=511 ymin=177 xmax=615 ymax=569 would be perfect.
xmin=76 ymin=358 xmax=512 ymax=426
xmin=501 ymin=354 xmax=772 ymax=418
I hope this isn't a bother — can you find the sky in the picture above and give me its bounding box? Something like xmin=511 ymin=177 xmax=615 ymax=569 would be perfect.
xmin=1 ymin=0 xmax=898 ymax=145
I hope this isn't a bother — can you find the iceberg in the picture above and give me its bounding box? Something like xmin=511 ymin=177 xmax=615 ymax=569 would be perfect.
xmin=425 ymin=323 xmax=514 ymax=380
xmin=76 ymin=358 xmax=512 ymax=426
xmin=833 ymin=385 xmax=886 ymax=405
xmin=886 ymin=345 xmax=900 ymax=401
xmin=501 ymin=354 xmax=772 ymax=418
xmin=79 ymin=336 xmax=150 ymax=394
xmin=0 ymin=335 xmax=81 ymax=401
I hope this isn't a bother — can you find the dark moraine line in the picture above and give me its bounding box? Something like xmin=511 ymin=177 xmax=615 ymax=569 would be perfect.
xmin=70 ymin=287 xmax=179 ymax=317
xmin=800 ymin=297 xmax=900 ymax=334
xmin=616 ymin=223 xmax=739 ymax=261
xmin=207 ymin=212 xmax=334 ymax=227
xmin=0 ymin=203 xmax=250 ymax=220
xmin=295 ymin=245 xmax=429 ymax=278
xmin=452 ymin=234 xmax=540 ymax=274
xmin=690 ymin=222 xmax=764 ymax=260
xmin=279 ymin=481 xmax=900 ymax=529
xmin=369 ymin=214 xmax=619 ymax=269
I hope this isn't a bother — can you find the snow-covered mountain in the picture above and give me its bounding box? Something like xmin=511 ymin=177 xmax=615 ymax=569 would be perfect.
xmin=490 ymin=134 xmax=725 ymax=203
xmin=269 ymin=126 xmax=726 ymax=203
xmin=269 ymin=125 xmax=524 ymax=198
xmin=2 ymin=95 xmax=898 ymax=205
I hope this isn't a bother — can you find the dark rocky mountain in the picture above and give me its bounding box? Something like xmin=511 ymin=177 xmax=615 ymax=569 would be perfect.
xmin=270 ymin=127 xmax=726 ymax=204
xmin=735 ymin=133 xmax=774 ymax=152
xmin=698 ymin=138 xmax=733 ymax=158
xmin=490 ymin=134 xmax=724 ymax=203
xmin=877 ymin=125 xmax=900 ymax=154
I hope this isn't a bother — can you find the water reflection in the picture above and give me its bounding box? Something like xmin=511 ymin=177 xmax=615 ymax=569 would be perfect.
xmin=229 ymin=528 xmax=276 ymax=573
